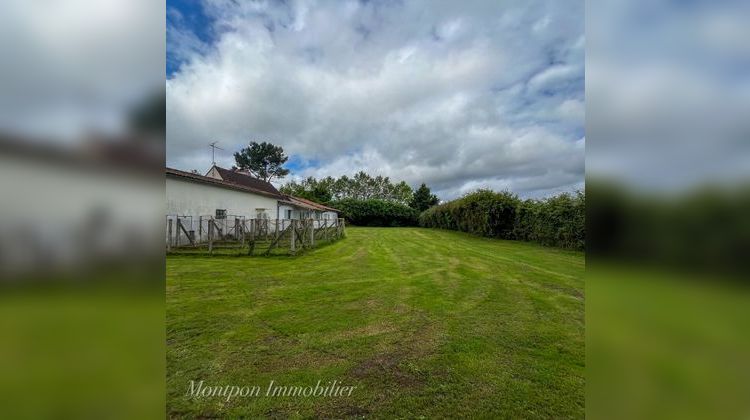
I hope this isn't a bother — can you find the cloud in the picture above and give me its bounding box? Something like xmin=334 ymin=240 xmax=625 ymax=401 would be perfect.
xmin=0 ymin=0 xmax=164 ymax=140
xmin=167 ymin=0 xmax=584 ymax=199
xmin=587 ymin=0 xmax=750 ymax=190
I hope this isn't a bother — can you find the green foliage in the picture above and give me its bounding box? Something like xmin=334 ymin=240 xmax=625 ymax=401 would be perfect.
xmin=332 ymin=198 xmax=419 ymax=227
xmin=420 ymin=190 xmax=585 ymax=250
xmin=233 ymin=141 xmax=290 ymax=182
xmin=128 ymin=90 xmax=165 ymax=135
xmin=281 ymin=171 xmax=414 ymax=205
xmin=587 ymin=182 xmax=750 ymax=274
xmin=409 ymin=183 xmax=440 ymax=212
xmin=281 ymin=173 xmax=429 ymax=226
xmin=280 ymin=176 xmax=334 ymax=204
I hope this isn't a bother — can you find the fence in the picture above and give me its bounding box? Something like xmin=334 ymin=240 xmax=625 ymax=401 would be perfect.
xmin=165 ymin=216 xmax=346 ymax=256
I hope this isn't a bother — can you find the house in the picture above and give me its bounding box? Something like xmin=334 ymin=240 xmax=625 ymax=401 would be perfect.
xmin=279 ymin=196 xmax=340 ymax=221
xmin=166 ymin=165 xmax=339 ymax=222
xmin=0 ymin=135 xmax=162 ymax=274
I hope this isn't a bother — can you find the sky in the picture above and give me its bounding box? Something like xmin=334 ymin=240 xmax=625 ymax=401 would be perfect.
xmin=587 ymin=0 xmax=750 ymax=192
xmin=0 ymin=0 xmax=164 ymax=142
xmin=166 ymin=0 xmax=584 ymax=200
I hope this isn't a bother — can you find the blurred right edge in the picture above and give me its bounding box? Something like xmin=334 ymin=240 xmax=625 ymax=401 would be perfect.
xmin=586 ymin=182 xmax=750 ymax=420
xmin=586 ymin=0 xmax=750 ymax=418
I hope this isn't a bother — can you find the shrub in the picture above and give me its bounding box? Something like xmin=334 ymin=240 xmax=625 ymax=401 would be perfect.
xmin=332 ymin=199 xmax=419 ymax=227
xmin=420 ymin=190 xmax=585 ymax=250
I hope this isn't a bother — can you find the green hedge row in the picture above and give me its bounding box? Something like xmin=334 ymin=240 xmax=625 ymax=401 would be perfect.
xmin=419 ymin=190 xmax=585 ymax=250
xmin=332 ymin=199 xmax=419 ymax=227
xmin=587 ymin=183 xmax=750 ymax=274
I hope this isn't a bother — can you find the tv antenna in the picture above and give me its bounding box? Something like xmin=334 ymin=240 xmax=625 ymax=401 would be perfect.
xmin=208 ymin=141 xmax=224 ymax=165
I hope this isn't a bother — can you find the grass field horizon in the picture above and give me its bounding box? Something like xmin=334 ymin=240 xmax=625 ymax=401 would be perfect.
xmin=167 ymin=227 xmax=585 ymax=418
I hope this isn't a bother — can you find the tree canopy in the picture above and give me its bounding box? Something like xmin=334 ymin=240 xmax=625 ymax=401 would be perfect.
xmin=280 ymin=171 xmax=414 ymax=205
xmin=409 ymin=183 xmax=440 ymax=212
xmin=233 ymin=141 xmax=290 ymax=182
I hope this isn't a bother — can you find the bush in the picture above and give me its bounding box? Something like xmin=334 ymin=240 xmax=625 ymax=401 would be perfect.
xmin=587 ymin=183 xmax=750 ymax=275
xmin=332 ymin=199 xmax=419 ymax=227
xmin=420 ymin=190 xmax=585 ymax=250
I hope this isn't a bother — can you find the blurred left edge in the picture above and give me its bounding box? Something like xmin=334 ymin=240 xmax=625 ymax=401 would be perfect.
xmin=0 ymin=136 xmax=165 ymax=419
xmin=0 ymin=0 xmax=165 ymax=418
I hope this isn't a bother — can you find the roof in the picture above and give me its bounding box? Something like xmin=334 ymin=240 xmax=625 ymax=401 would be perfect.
xmin=283 ymin=195 xmax=340 ymax=212
xmin=278 ymin=197 xmax=317 ymax=211
xmin=166 ymin=167 xmax=283 ymax=199
xmin=211 ymin=166 xmax=281 ymax=196
xmin=166 ymin=166 xmax=339 ymax=212
xmin=1 ymin=134 xmax=162 ymax=175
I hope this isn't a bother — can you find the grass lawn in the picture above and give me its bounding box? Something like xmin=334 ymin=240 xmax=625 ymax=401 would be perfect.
xmin=587 ymin=264 xmax=750 ymax=419
xmin=167 ymin=227 xmax=585 ymax=418
xmin=0 ymin=287 xmax=164 ymax=419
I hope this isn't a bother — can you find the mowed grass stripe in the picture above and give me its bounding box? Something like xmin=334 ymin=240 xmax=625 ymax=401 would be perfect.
xmin=167 ymin=227 xmax=584 ymax=418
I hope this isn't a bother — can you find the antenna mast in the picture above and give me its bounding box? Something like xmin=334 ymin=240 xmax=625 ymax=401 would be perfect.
xmin=208 ymin=141 xmax=224 ymax=165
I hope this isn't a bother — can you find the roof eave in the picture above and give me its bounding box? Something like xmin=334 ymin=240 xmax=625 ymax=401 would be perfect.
xmin=166 ymin=167 xmax=283 ymax=199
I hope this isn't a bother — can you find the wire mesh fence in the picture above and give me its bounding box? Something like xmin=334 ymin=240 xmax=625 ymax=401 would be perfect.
xmin=165 ymin=216 xmax=345 ymax=256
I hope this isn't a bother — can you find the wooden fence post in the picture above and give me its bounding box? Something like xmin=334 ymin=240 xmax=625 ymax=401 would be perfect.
xmin=176 ymin=218 xmax=182 ymax=246
xmin=208 ymin=220 xmax=214 ymax=254
xmin=309 ymin=219 xmax=315 ymax=247
xmin=290 ymin=219 xmax=296 ymax=253
xmin=240 ymin=218 xmax=245 ymax=247
xmin=167 ymin=218 xmax=172 ymax=251
xmin=249 ymin=219 xmax=255 ymax=241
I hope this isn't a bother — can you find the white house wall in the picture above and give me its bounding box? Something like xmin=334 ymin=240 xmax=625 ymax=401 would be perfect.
xmin=278 ymin=205 xmax=319 ymax=220
xmin=166 ymin=177 xmax=278 ymax=220
xmin=0 ymin=153 xmax=163 ymax=272
xmin=322 ymin=211 xmax=338 ymax=220
xmin=278 ymin=205 xmax=299 ymax=220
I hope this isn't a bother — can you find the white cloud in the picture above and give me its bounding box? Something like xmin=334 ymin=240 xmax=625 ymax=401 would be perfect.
xmin=556 ymin=99 xmax=585 ymax=122
xmin=586 ymin=0 xmax=750 ymax=190
xmin=0 ymin=0 xmax=164 ymax=140
xmin=167 ymin=0 xmax=584 ymax=199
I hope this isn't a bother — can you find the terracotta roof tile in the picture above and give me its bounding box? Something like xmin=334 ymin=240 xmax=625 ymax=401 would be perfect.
xmin=166 ymin=167 xmax=282 ymax=199
xmin=213 ymin=166 xmax=281 ymax=196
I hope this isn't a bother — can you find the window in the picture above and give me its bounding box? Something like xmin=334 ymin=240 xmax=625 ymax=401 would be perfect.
xmin=215 ymin=209 xmax=226 ymax=219
xmin=286 ymin=209 xmax=292 ymax=219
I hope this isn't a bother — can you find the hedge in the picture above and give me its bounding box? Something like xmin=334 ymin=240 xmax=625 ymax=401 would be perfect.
xmin=332 ymin=199 xmax=419 ymax=227
xmin=587 ymin=183 xmax=750 ymax=274
xmin=419 ymin=190 xmax=585 ymax=250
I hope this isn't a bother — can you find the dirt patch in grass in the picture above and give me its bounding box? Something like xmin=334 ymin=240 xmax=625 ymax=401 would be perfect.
xmin=330 ymin=321 xmax=398 ymax=341
xmin=343 ymin=297 xmax=382 ymax=312
xmin=313 ymin=400 xmax=371 ymax=419
xmin=537 ymin=281 xmax=584 ymax=300
xmin=263 ymin=407 xmax=288 ymax=420
xmin=350 ymin=351 xmax=423 ymax=388
xmin=348 ymin=320 xmax=442 ymax=388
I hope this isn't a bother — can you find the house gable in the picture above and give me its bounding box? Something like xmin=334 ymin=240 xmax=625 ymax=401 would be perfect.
xmin=205 ymin=166 xmax=223 ymax=181
xmin=204 ymin=165 xmax=282 ymax=197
